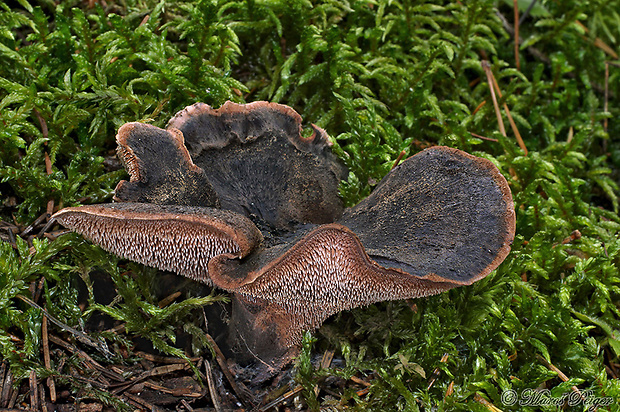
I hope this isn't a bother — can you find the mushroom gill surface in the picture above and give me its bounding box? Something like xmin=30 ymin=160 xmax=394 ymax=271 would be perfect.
xmin=54 ymin=203 xmax=262 ymax=285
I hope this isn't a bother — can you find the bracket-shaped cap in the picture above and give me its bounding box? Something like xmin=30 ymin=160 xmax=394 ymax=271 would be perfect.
xmin=53 ymin=203 xmax=262 ymax=285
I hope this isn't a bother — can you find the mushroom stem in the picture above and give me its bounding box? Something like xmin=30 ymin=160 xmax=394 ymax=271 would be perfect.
xmin=228 ymin=295 xmax=297 ymax=372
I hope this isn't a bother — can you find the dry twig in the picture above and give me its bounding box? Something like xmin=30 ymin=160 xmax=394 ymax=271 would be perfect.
xmin=205 ymin=333 xmax=252 ymax=407
xmin=124 ymin=392 xmax=165 ymax=412
xmin=29 ymin=370 xmax=39 ymax=411
xmin=110 ymin=364 xmax=188 ymax=395
xmin=513 ymin=0 xmax=520 ymax=70
xmin=391 ymin=150 xmax=406 ymax=171
xmin=42 ymin=315 xmax=56 ymax=403
xmin=205 ymin=360 xmax=222 ymax=412
xmin=604 ymin=62 xmax=609 ymax=137
xmin=474 ymin=393 xmax=504 ymax=411
xmin=136 ymin=351 xmax=200 ymax=365
xmin=482 ymin=60 xmax=528 ymax=155
xmin=469 ymin=132 xmax=499 ymax=142
xmin=482 ymin=61 xmax=507 ymax=137
xmin=17 ymin=295 xmax=113 ymax=358
xmin=259 ymin=386 xmax=304 ymax=412
xmin=48 ymin=335 xmax=123 ymax=382
xmin=427 ymin=353 xmax=450 ymax=390
xmin=574 ymin=21 xmax=619 ymax=60
xmin=536 ymin=355 xmax=586 ymax=402
xmin=20 ymin=212 xmax=50 ymax=238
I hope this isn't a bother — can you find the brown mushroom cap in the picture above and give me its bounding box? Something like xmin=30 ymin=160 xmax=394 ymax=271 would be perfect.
xmin=115 ymin=123 xmax=219 ymax=207
xmin=53 ymin=203 xmax=262 ymax=285
xmin=116 ymin=101 xmax=347 ymax=231
xmin=340 ymin=146 xmax=516 ymax=285
xmin=167 ymin=101 xmax=334 ymax=157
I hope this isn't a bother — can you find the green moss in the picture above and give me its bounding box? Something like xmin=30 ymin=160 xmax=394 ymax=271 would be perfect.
xmin=1 ymin=0 xmax=619 ymax=409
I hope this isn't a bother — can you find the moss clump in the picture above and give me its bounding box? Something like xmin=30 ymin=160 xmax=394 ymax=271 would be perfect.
xmin=1 ymin=0 xmax=619 ymax=410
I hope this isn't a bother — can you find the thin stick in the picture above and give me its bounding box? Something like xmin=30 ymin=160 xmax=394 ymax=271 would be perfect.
xmin=350 ymin=375 xmax=371 ymax=387
xmin=445 ymin=380 xmax=455 ymax=398
xmin=574 ymin=21 xmax=619 ymax=59
xmin=607 ymin=61 xmax=620 ymax=69
xmin=390 ymin=150 xmax=406 ymax=171
xmin=469 ymin=132 xmax=499 ymax=142
xmin=8 ymin=389 xmax=18 ymax=409
xmin=481 ymin=61 xmax=507 ymax=137
xmin=158 ymin=291 xmax=181 ymax=308
xmin=138 ymin=14 xmax=150 ymax=27
xmin=46 ymin=200 xmax=55 ymax=218
xmin=604 ymin=61 xmax=609 ymax=134
xmin=66 ymin=370 xmax=109 ymax=389
xmin=110 ymin=363 xmax=188 ymax=394
xmin=17 ymin=295 xmax=113 ymax=358
xmin=513 ymin=0 xmax=520 ymax=70
xmin=314 ymin=348 xmax=335 ymax=396
xmin=32 ymin=276 xmax=45 ymax=305
xmin=519 ymin=0 xmax=538 ymax=25
xmin=0 ymin=363 xmax=6 ymax=408
xmin=44 ymin=152 xmax=52 ymax=175
xmin=259 ymin=386 xmax=304 ymax=412
xmin=142 ymin=380 xmax=204 ymax=397
xmin=320 ymin=349 xmax=335 ymax=369
xmin=42 ymin=315 xmax=56 ymax=403
xmin=39 ymin=385 xmax=48 ymax=412
xmin=29 ymin=370 xmax=39 ymax=411
xmin=136 ymin=351 xmax=200 ymax=364
xmin=536 ymin=355 xmax=585 ymax=401
xmin=486 ymin=64 xmax=529 ymax=155
xmin=492 ymin=78 xmax=528 ymax=155
xmin=356 ymin=387 xmax=370 ymax=397
xmin=427 ymin=353 xmax=449 ymax=390
xmin=5 ymin=227 xmax=16 ymax=247
xmin=473 ymin=393 xmax=503 ymax=412
xmin=123 ymin=392 xmax=163 ymax=412
xmin=205 ymin=360 xmax=222 ymax=412
xmin=472 ymin=100 xmax=487 ymax=115
xmin=180 ymin=399 xmax=194 ymax=411
xmin=20 ymin=212 xmax=50 ymax=237
xmin=204 ymin=333 xmax=250 ymax=407
xmin=38 ymin=112 xmax=54 ymax=221
xmin=37 ymin=217 xmax=57 ymax=239
xmin=1 ymin=365 xmax=13 ymax=408
xmin=48 ymin=335 xmax=124 ymax=382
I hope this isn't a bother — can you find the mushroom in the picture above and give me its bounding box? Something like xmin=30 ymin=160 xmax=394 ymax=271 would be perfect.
xmin=53 ymin=101 xmax=515 ymax=371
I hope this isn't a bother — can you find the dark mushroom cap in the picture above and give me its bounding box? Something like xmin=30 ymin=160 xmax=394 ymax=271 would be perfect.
xmin=340 ymin=146 xmax=515 ymax=285
xmin=116 ymin=101 xmax=347 ymax=231
xmin=115 ymin=123 xmax=219 ymax=207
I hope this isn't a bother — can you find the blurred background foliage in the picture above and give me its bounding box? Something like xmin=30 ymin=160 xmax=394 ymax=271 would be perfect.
xmin=0 ymin=0 xmax=619 ymax=410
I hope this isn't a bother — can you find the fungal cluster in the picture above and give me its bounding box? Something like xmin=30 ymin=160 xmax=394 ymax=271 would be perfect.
xmin=54 ymin=101 xmax=516 ymax=370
